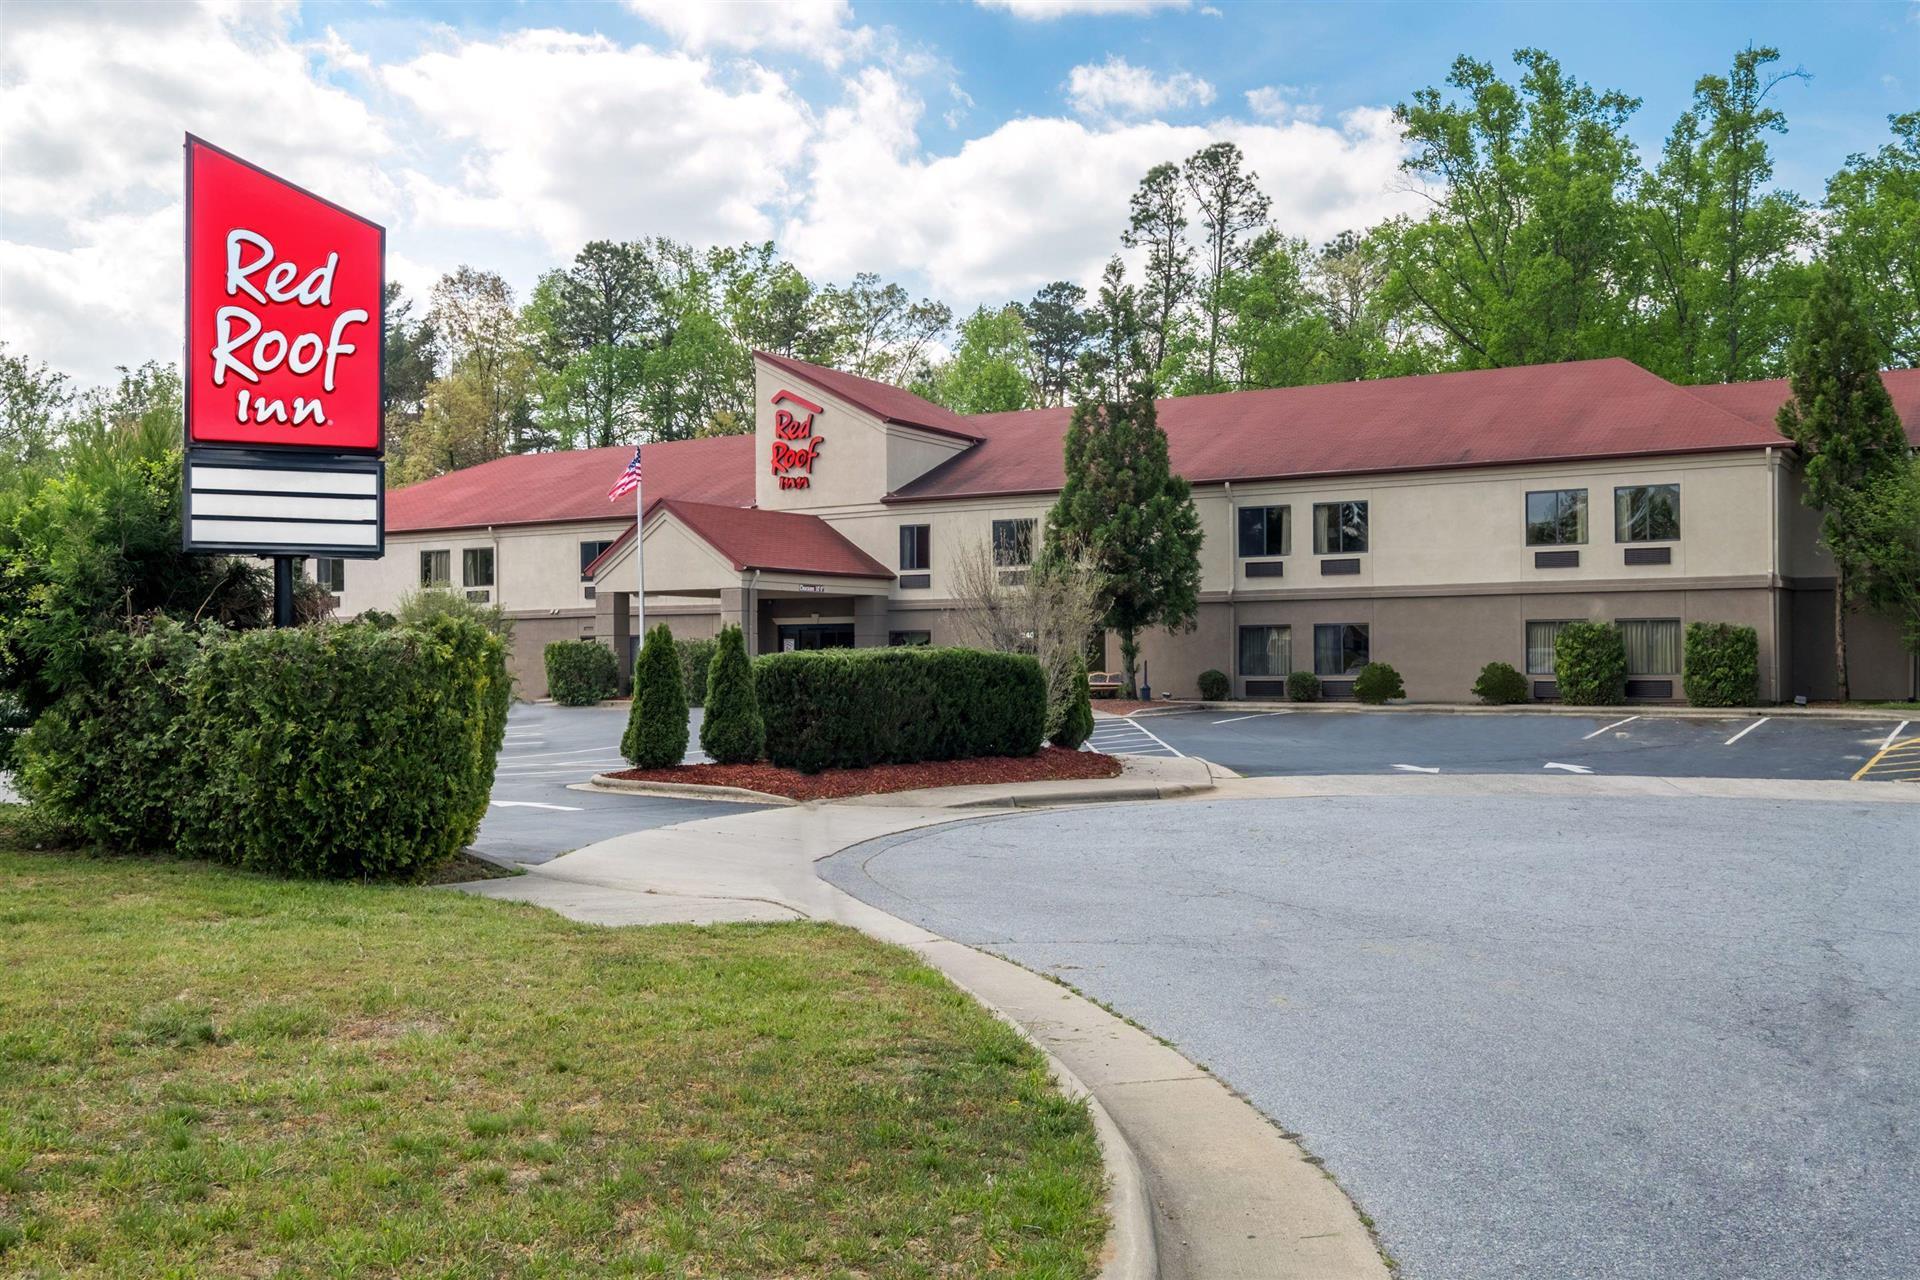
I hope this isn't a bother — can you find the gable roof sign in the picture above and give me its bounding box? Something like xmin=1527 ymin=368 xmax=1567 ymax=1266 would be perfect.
xmin=591 ymin=499 xmax=893 ymax=582
xmin=754 ymin=351 xmax=981 ymax=443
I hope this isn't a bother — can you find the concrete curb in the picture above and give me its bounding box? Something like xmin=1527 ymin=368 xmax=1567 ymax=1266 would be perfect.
xmin=1128 ymin=699 xmax=1912 ymax=721
xmin=583 ymin=774 xmax=799 ymax=805
xmin=459 ymin=800 xmax=1389 ymax=1280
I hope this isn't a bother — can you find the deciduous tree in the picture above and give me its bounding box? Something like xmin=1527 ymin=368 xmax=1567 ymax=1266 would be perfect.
xmin=1823 ymin=112 xmax=1920 ymax=368
xmin=1183 ymin=141 xmax=1272 ymax=391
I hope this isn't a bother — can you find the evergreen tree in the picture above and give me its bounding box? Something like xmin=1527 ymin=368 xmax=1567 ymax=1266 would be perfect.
xmin=1046 ymin=385 xmax=1203 ymax=697
xmin=1122 ymin=162 xmax=1195 ymax=382
xmin=1021 ymin=280 xmax=1089 ymax=407
xmin=699 ymin=624 xmax=764 ymax=765
xmin=621 ymin=624 xmax=689 ymax=768
xmin=1183 ymin=141 xmax=1272 ymax=391
xmin=1776 ymin=270 xmax=1909 ymax=700
xmin=1077 ymin=257 xmax=1151 ymax=402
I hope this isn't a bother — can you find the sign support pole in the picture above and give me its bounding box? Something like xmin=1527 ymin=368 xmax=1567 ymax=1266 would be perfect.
xmin=273 ymin=556 xmax=295 ymax=628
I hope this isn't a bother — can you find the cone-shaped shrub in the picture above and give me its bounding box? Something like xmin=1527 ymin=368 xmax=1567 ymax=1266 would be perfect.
xmin=1048 ymin=653 xmax=1094 ymax=749
xmin=699 ymin=625 xmax=764 ymax=764
xmin=622 ymin=624 xmax=688 ymax=768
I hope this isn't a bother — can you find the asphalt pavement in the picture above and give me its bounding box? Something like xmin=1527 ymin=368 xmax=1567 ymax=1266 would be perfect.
xmin=1109 ymin=707 xmax=1910 ymax=780
xmin=476 ymin=701 xmax=768 ymax=863
xmin=822 ymin=794 xmax=1920 ymax=1280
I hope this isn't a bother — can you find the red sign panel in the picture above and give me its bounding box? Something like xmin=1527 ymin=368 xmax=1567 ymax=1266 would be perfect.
xmin=185 ymin=135 xmax=384 ymax=453
xmin=769 ymin=389 xmax=825 ymax=489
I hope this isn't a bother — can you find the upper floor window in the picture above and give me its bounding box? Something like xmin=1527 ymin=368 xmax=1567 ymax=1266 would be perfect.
xmin=313 ymin=557 xmax=345 ymax=594
xmin=1237 ymin=505 xmax=1290 ymax=558
xmin=463 ymin=547 xmax=495 ymax=588
xmin=1312 ymin=501 xmax=1368 ymax=555
xmin=899 ymin=524 xmax=931 ymax=572
xmin=579 ymin=539 xmax=614 ymax=580
xmin=1525 ymin=489 xmax=1588 ymax=546
xmin=992 ymin=518 xmax=1036 ymax=568
xmin=1615 ymin=484 xmax=1680 ymax=542
xmin=419 ymin=549 xmax=450 ymax=589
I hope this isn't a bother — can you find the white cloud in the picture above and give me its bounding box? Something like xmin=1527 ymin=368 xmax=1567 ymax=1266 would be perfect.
xmin=1245 ymin=84 xmax=1323 ymax=124
xmin=977 ymin=0 xmax=1191 ymax=17
xmin=384 ymin=29 xmax=812 ymax=254
xmin=784 ymin=75 xmax=1418 ymax=309
xmin=1067 ymin=56 xmax=1214 ymax=119
xmin=621 ymin=0 xmax=870 ymax=64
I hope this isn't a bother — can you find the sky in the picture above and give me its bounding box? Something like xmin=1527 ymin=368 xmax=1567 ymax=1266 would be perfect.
xmin=3 ymin=0 xmax=1915 ymax=389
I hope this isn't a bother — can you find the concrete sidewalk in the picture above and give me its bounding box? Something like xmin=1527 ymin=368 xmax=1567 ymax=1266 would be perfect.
xmin=454 ymin=788 xmax=1388 ymax=1280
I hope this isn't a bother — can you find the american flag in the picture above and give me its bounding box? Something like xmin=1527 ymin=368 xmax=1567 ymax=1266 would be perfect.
xmin=607 ymin=446 xmax=642 ymax=500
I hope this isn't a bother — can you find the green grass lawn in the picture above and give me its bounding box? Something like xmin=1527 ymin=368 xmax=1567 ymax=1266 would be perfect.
xmin=0 ymin=843 xmax=1105 ymax=1278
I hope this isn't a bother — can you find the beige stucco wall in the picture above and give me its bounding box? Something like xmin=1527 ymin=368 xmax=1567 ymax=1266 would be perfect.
xmin=330 ymin=519 xmax=630 ymax=618
xmin=752 ymin=359 xmax=969 ymax=511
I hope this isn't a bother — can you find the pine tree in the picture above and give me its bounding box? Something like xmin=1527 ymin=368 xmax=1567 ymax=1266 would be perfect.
xmin=699 ymin=624 xmax=764 ymax=765
xmin=1046 ymin=384 xmax=1203 ymax=698
xmin=621 ymin=623 xmax=688 ymax=768
xmin=1777 ymin=270 xmax=1907 ymax=701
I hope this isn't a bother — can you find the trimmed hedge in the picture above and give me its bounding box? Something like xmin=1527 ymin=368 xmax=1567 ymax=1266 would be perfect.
xmin=679 ymin=636 xmax=718 ymax=707
xmin=699 ymin=626 xmax=764 ymax=765
xmin=19 ymin=616 xmax=509 ymax=879
xmin=1048 ymin=653 xmax=1094 ymax=750
xmin=1683 ymin=623 xmax=1758 ymax=707
xmin=622 ymin=624 xmax=688 ymax=768
xmin=1287 ymin=670 xmax=1321 ymax=702
xmin=755 ymin=647 xmax=1046 ymax=773
xmin=1554 ymin=621 xmax=1627 ymax=706
xmin=1353 ymin=662 xmax=1405 ymax=705
xmin=1197 ymin=669 xmax=1230 ymax=701
xmin=544 ymin=640 xmax=618 ymax=706
xmin=1473 ymin=661 xmax=1530 ymax=705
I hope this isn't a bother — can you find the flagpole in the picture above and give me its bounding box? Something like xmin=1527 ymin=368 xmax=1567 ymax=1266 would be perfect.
xmin=633 ymin=444 xmax=646 ymax=643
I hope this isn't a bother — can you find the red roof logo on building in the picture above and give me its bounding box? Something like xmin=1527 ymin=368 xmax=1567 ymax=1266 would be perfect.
xmin=770 ymin=389 xmax=825 ymax=489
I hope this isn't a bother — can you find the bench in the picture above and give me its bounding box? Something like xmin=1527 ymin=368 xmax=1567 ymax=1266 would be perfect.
xmin=1088 ymin=671 xmax=1124 ymax=699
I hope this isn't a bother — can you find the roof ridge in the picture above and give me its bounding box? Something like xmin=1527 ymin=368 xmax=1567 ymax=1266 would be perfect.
xmin=753 ymin=350 xmax=981 ymax=443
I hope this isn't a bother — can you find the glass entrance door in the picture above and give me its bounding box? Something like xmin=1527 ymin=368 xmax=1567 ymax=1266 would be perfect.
xmin=777 ymin=623 xmax=855 ymax=651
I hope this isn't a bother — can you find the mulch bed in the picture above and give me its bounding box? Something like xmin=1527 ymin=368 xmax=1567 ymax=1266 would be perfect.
xmin=605 ymin=746 xmax=1123 ymax=802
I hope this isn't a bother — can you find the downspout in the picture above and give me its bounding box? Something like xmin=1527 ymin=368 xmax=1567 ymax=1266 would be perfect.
xmin=1224 ymin=481 xmax=1236 ymax=694
xmin=1766 ymin=449 xmax=1781 ymax=703
xmin=747 ymin=569 xmax=762 ymax=656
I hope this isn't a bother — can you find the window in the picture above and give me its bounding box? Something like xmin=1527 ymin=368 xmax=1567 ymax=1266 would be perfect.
xmin=1312 ymin=501 xmax=1368 ymax=555
xmin=1237 ymin=505 xmax=1290 ymax=558
xmin=1526 ymin=620 xmax=1572 ymax=675
xmin=1313 ymin=623 xmax=1370 ymax=676
xmin=899 ymin=524 xmax=931 ymax=571
xmin=313 ymin=557 xmax=345 ymax=593
xmin=463 ymin=547 xmax=494 ymax=588
xmin=889 ymin=630 xmax=932 ymax=646
xmin=1619 ymin=619 xmax=1681 ymax=675
xmin=1615 ymin=484 xmax=1680 ymax=542
xmin=1525 ymin=489 xmax=1588 ymax=546
xmin=579 ymin=539 xmax=614 ymax=580
xmin=992 ymin=518 xmax=1036 ymax=567
xmin=419 ymin=549 xmax=450 ymax=588
xmin=1238 ymin=625 xmax=1291 ymax=677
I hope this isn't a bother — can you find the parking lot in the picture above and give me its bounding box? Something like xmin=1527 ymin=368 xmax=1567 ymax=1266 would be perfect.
xmin=1097 ymin=706 xmax=1915 ymax=781
xmin=476 ymin=702 xmax=768 ymax=863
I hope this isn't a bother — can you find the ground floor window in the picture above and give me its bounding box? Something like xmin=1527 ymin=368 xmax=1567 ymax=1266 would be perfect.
xmin=1526 ymin=620 xmax=1572 ymax=674
xmin=1314 ymin=623 xmax=1369 ymax=676
xmin=419 ymin=549 xmax=450 ymax=588
xmin=1619 ymin=618 xmax=1682 ymax=675
xmin=1238 ymin=625 xmax=1290 ymax=676
xmin=313 ymin=557 xmax=345 ymax=593
xmin=777 ymin=623 xmax=854 ymax=651
xmin=463 ymin=547 xmax=495 ymax=588
xmin=889 ymin=630 xmax=932 ymax=646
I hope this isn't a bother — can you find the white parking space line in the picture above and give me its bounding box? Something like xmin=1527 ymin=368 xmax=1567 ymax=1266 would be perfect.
xmin=1392 ymin=764 xmax=1440 ymax=773
xmin=1544 ymin=762 xmax=1595 ymax=774
xmin=1212 ymin=712 xmax=1283 ymax=725
xmin=490 ymin=800 xmax=583 ymax=811
xmin=1582 ymin=715 xmax=1639 ymax=740
xmin=1724 ymin=717 xmax=1770 ymax=746
xmin=497 ymin=746 xmax=628 ymax=762
xmin=1881 ymin=721 xmax=1912 ymax=751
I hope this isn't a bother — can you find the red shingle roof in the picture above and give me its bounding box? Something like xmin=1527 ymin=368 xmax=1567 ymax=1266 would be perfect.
xmin=1685 ymin=369 xmax=1920 ymax=445
xmin=890 ymin=358 xmax=1793 ymax=503
xmin=386 ymin=436 xmax=754 ymax=533
xmin=643 ymin=499 xmax=892 ymax=580
xmin=755 ymin=351 xmax=981 ymax=442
